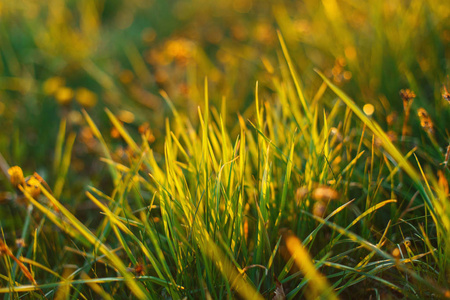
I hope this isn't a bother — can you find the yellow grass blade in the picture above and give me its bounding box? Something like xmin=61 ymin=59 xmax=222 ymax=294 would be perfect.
xmin=105 ymin=108 xmax=140 ymax=152
xmin=282 ymin=230 xmax=338 ymax=300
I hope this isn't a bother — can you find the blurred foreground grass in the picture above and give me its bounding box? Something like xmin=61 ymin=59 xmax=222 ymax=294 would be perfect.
xmin=0 ymin=0 xmax=449 ymax=299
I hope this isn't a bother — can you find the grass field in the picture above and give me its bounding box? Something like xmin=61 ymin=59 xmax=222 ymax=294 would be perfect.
xmin=0 ymin=0 xmax=449 ymax=299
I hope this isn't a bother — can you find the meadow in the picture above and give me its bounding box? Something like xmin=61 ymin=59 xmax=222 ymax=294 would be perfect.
xmin=0 ymin=0 xmax=449 ymax=299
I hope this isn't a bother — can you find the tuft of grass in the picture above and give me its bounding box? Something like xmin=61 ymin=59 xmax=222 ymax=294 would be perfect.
xmin=0 ymin=1 xmax=449 ymax=299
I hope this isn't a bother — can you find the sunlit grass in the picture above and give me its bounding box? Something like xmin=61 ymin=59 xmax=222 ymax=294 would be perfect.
xmin=0 ymin=0 xmax=449 ymax=299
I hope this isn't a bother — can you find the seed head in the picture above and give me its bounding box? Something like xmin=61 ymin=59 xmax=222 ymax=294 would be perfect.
xmin=417 ymin=108 xmax=434 ymax=134
xmin=417 ymin=108 xmax=429 ymax=119
xmin=399 ymin=89 xmax=416 ymax=102
xmin=400 ymin=89 xmax=416 ymax=113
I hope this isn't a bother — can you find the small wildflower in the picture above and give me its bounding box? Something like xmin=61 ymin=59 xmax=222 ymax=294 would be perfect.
xmin=417 ymin=108 xmax=429 ymax=119
xmin=141 ymin=125 xmax=155 ymax=142
xmin=386 ymin=112 xmax=397 ymax=126
xmin=43 ymin=77 xmax=65 ymax=95
xmin=420 ymin=119 xmax=434 ymax=133
xmin=110 ymin=127 xmax=121 ymax=139
xmin=400 ymin=89 xmax=415 ymax=114
xmin=311 ymin=186 xmax=339 ymax=202
xmin=138 ymin=122 xmax=150 ymax=134
xmin=31 ymin=172 xmax=49 ymax=191
xmin=404 ymin=239 xmax=411 ymax=248
xmin=417 ymin=108 xmax=434 ymax=134
xmin=400 ymin=89 xmax=416 ymax=103
xmin=164 ymin=38 xmax=194 ymax=66
xmin=55 ymin=87 xmax=74 ymax=105
xmin=8 ymin=166 xmax=24 ymax=187
xmin=75 ymin=88 xmax=97 ymax=108
xmin=24 ymin=176 xmax=41 ymax=199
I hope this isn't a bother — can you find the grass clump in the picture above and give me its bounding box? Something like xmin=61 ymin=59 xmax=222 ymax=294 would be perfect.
xmin=0 ymin=0 xmax=449 ymax=299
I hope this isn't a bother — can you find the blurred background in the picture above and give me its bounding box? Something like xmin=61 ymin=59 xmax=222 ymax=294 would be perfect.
xmin=0 ymin=0 xmax=449 ymax=201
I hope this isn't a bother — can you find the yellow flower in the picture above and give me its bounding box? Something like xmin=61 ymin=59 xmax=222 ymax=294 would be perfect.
xmin=75 ymin=88 xmax=97 ymax=108
xmin=55 ymin=87 xmax=74 ymax=105
xmin=23 ymin=176 xmax=41 ymax=199
xmin=43 ymin=77 xmax=65 ymax=95
xmin=8 ymin=166 xmax=24 ymax=187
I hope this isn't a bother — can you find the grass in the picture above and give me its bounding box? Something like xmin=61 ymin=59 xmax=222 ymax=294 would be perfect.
xmin=0 ymin=0 xmax=449 ymax=299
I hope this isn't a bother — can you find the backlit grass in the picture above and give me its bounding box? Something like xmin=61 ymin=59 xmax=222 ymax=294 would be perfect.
xmin=0 ymin=0 xmax=449 ymax=299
